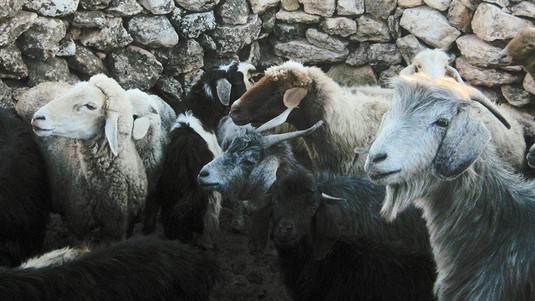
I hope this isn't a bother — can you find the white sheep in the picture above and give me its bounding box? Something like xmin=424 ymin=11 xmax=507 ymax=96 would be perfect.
xmin=31 ymin=74 xmax=148 ymax=241
xmin=400 ymin=49 xmax=464 ymax=83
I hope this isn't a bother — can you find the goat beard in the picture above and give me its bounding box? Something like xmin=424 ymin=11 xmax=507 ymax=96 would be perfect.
xmin=382 ymin=175 xmax=434 ymax=221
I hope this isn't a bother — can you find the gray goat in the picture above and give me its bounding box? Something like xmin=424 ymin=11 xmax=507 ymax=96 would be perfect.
xmin=365 ymin=74 xmax=535 ymax=301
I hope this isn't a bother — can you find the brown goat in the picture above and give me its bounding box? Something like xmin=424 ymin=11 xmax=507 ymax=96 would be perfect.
xmin=498 ymin=27 xmax=535 ymax=79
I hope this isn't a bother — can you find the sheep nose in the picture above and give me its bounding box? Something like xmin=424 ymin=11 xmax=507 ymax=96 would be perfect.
xmin=32 ymin=115 xmax=46 ymax=121
xmin=229 ymin=107 xmax=241 ymax=117
xmin=369 ymin=152 xmax=388 ymax=163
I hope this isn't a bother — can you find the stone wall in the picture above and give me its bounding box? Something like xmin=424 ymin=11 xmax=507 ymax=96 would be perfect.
xmin=0 ymin=0 xmax=534 ymax=111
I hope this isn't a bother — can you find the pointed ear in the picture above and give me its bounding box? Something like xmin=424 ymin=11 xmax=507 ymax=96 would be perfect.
xmin=105 ymin=111 xmax=120 ymax=156
xmin=216 ymin=78 xmax=232 ymax=106
xmin=283 ymin=87 xmax=307 ymax=108
xmin=312 ymin=202 xmax=340 ymax=260
xmin=433 ymin=110 xmax=490 ymax=180
xmin=132 ymin=116 xmax=151 ymax=140
xmin=400 ymin=64 xmax=416 ymax=76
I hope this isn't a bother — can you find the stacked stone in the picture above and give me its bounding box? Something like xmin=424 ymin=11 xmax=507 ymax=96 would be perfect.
xmin=0 ymin=0 xmax=533 ymax=112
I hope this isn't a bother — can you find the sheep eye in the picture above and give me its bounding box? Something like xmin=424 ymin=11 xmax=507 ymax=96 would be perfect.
xmin=85 ymin=103 xmax=97 ymax=110
xmin=434 ymin=118 xmax=449 ymax=128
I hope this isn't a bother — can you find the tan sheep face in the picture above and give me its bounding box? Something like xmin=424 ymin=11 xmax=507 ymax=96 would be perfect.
xmin=498 ymin=27 xmax=535 ymax=65
xmin=31 ymin=82 xmax=106 ymax=139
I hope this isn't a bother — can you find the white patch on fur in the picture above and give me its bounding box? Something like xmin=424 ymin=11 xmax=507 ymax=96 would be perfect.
xmin=173 ymin=112 xmax=222 ymax=156
xmin=219 ymin=62 xmax=234 ymax=72
xmin=20 ymin=247 xmax=86 ymax=269
xmin=204 ymin=82 xmax=214 ymax=100
xmin=237 ymin=62 xmax=257 ymax=90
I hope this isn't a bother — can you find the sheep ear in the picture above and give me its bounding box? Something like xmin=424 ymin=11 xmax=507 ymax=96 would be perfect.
xmin=283 ymin=87 xmax=307 ymax=108
xmin=400 ymin=65 xmax=416 ymax=75
xmin=446 ymin=66 xmax=464 ymax=84
xmin=216 ymin=78 xmax=232 ymax=106
xmin=433 ymin=110 xmax=490 ymax=180
xmin=132 ymin=117 xmax=151 ymax=140
xmin=105 ymin=111 xmax=120 ymax=156
xmin=312 ymin=202 xmax=340 ymax=260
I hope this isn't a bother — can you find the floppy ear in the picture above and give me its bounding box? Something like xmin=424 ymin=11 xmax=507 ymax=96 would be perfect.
xmin=446 ymin=66 xmax=464 ymax=84
xmin=283 ymin=87 xmax=307 ymax=108
xmin=312 ymin=202 xmax=341 ymax=260
xmin=132 ymin=116 xmax=151 ymax=140
xmin=105 ymin=111 xmax=120 ymax=156
xmin=216 ymin=78 xmax=232 ymax=106
xmin=400 ymin=64 xmax=416 ymax=75
xmin=433 ymin=110 xmax=490 ymax=180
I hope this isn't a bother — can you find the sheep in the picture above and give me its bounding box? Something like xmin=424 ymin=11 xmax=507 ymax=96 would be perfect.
xmin=0 ymin=237 xmax=220 ymax=300
xmin=497 ymin=27 xmax=535 ymax=80
xmin=31 ymin=74 xmax=148 ymax=242
xmin=0 ymin=108 xmax=51 ymax=267
xmin=364 ymin=74 xmax=535 ymax=301
xmin=270 ymin=167 xmax=436 ymax=301
xmin=198 ymin=108 xmax=432 ymax=256
xmin=143 ymin=61 xmax=256 ymax=249
xmin=229 ymin=60 xmax=392 ymax=174
xmin=400 ymin=48 xmax=464 ymax=83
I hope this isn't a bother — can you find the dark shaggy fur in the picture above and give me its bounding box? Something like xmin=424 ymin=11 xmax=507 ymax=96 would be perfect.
xmin=0 ymin=108 xmax=50 ymax=267
xmin=0 ymin=237 xmax=220 ymax=300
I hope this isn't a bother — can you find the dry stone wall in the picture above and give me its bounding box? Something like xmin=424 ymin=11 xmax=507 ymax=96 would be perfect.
xmin=0 ymin=0 xmax=534 ymax=117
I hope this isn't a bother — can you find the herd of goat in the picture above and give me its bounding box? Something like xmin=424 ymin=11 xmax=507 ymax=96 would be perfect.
xmin=0 ymin=27 xmax=534 ymax=300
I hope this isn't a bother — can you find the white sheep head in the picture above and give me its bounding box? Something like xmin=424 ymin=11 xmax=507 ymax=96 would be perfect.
xmin=31 ymin=74 xmax=133 ymax=156
xmin=126 ymin=89 xmax=161 ymax=140
xmin=400 ymin=49 xmax=464 ymax=84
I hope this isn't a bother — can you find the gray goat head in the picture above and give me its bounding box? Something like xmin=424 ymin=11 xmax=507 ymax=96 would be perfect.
xmin=198 ymin=107 xmax=323 ymax=205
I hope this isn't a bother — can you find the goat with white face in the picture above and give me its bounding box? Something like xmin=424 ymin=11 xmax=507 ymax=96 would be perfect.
xmin=365 ymin=74 xmax=535 ymax=301
xmin=400 ymin=49 xmax=464 ymax=83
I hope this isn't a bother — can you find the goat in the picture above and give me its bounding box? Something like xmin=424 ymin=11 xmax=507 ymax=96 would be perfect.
xmin=0 ymin=108 xmax=51 ymax=267
xmin=229 ymin=60 xmax=392 ymax=174
xmin=400 ymin=48 xmax=464 ymax=83
xmin=365 ymin=74 xmax=535 ymax=301
xmin=0 ymin=237 xmax=220 ymax=300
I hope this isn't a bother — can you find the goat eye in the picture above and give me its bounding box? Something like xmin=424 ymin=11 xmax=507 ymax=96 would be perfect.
xmin=85 ymin=103 xmax=97 ymax=110
xmin=434 ymin=118 xmax=449 ymax=127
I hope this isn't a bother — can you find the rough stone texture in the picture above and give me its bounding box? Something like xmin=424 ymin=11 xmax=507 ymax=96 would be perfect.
xmin=472 ymin=3 xmax=533 ymax=42
xmin=301 ymin=0 xmax=335 ymax=17
xmin=18 ymin=16 xmax=67 ymax=60
xmin=0 ymin=45 xmax=28 ymax=79
xmin=486 ymin=0 xmax=509 ymax=8
xmin=274 ymin=39 xmax=349 ymax=63
xmin=138 ymin=0 xmax=174 ymax=14
xmin=107 ymin=45 xmax=163 ymax=90
xmin=398 ymin=0 xmax=423 ymax=8
xmin=249 ymin=0 xmax=279 ymax=14
xmin=106 ymin=0 xmax=143 ymax=16
xmin=275 ymin=9 xmax=322 ymax=23
xmin=424 ymin=0 xmax=451 ymax=11
xmin=305 ymin=28 xmax=348 ymax=52
xmin=80 ymin=0 xmax=112 ymax=10
xmin=79 ymin=17 xmax=133 ymax=51
xmin=67 ymin=45 xmax=107 ymax=76
xmin=320 ymin=17 xmax=357 ymax=37
xmin=456 ymin=57 xmax=522 ymax=87
xmin=502 ymin=84 xmax=533 ymax=107
xmin=400 ymin=7 xmax=461 ymax=49
xmin=180 ymin=69 xmax=204 ymax=94
xmin=26 ymin=56 xmax=78 ymax=86
xmin=0 ymin=11 xmax=38 ymax=47
xmin=448 ymin=0 xmax=472 ymax=33
xmin=0 ymin=0 xmax=25 ymax=19
xmin=0 ymin=80 xmax=14 ymax=109
xmin=327 ymin=64 xmax=378 ymax=87
xmin=366 ymin=0 xmax=397 ymax=20
xmin=275 ymin=23 xmax=307 ymax=42
xmin=346 ymin=42 xmax=370 ymax=66
xmin=217 ymin=0 xmax=250 ymax=25
xmin=337 ymin=0 xmax=365 ymax=15
xmin=260 ymin=7 xmax=277 ymax=32
xmin=153 ymin=39 xmax=204 ymax=75
xmin=352 ymin=15 xmax=391 ymax=42
xmin=128 ymin=15 xmax=179 ymax=48
xmin=171 ymin=9 xmax=217 ymax=39
xmin=367 ymin=43 xmax=403 ymax=70
xmin=524 ymin=74 xmax=535 ymax=95
xmin=456 ymin=34 xmax=503 ymax=67
xmin=57 ymin=37 xmax=76 ymax=56
xmin=72 ymin=11 xmax=109 ymax=28
xmin=257 ymin=40 xmax=284 ymax=68
xmin=281 ymin=0 xmax=299 ymax=11
xmin=209 ymin=15 xmax=262 ymax=54
xmin=24 ymin=0 xmax=79 ymax=17
xmin=379 ymin=65 xmax=404 ymax=87
xmin=396 ymin=34 xmax=426 ymax=65
xmin=388 ymin=8 xmax=403 ymax=40
xmin=175 ymin=0 xmax=220 ymax=12
xmin=511 ymin=1 xmax=535 ymax=18
xmin=154 ymin=75 xmax=183 ymax=107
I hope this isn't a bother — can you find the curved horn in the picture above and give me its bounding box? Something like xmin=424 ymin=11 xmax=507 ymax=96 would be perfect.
xmin=467 ymin=87 xmax=511 ymax=129
xmin=255 ymin=107 xmax=295 ymax=132
xmin=446 ymin=66 xmax=464 ymax=84
xmin=264 ymin=120 xmax=324 ymax=147
xmin=321 ymin=193 xmax=347 ymax=202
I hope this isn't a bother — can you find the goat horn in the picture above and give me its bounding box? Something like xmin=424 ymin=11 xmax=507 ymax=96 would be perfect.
xmin=321 ymin=193 xmax=347 ymax=202
xmin=256 ymin=107 xmax=295 ymax=132
xmin=467 ymin=87 xmax=511 ymax=129
xmin=264 ymin=120 xmax=324 ymax=147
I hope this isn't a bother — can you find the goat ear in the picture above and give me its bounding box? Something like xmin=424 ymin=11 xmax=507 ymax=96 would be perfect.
xmin=105 ymin=111 xmax=120 ymax=156
xmin=446 ymin=66 xmax=464 ymax=84
xmin=216 ymin=78 xmax=232 ymax=106
xmin=433 ymin=110 xmax=490 ymax=180
xmin=132 ymin=116 xmax=151 ymax=140
xmin=283 ymin=87 xmax=307 ymax=108
xmin=400 ymin=65 xmax=416 ymax=76
xmin=312 ymin=202 xmax=340 ymax=260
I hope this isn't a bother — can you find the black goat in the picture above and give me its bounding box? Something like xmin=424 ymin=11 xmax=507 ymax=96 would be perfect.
xmin=271 ymin=167 xmax=436 ymax=301
xmin=0 ymin=108 xmax=50 ymax=267
xmin=0 ymin=237 xmax=220 ymax=300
